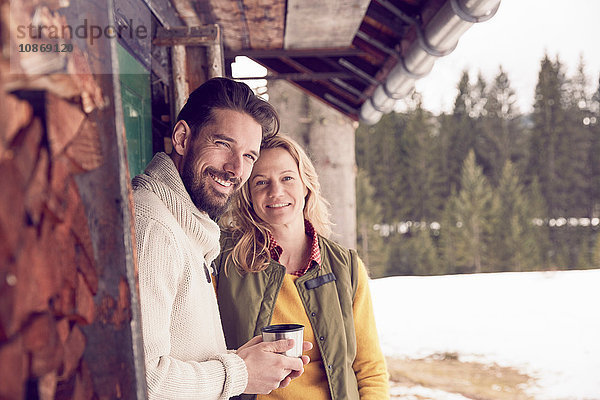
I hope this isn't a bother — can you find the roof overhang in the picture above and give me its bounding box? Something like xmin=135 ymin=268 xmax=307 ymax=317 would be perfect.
xmin=180 ymin=0 xmax=501 ymax=124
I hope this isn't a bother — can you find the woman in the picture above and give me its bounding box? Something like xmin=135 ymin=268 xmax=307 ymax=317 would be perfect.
xmin=214 ymin=135 xmax=389 ymax=399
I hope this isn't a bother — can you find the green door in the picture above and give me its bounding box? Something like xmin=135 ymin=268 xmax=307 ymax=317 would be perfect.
xmin=118 ymin=45 xmax=152 ymax=177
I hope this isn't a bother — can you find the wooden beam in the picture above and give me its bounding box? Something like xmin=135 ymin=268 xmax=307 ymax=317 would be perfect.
xmin=225 ymin=48 xmax=366 ymax=59
xmin=258 ymin=58 xmax=365 ymax=105
xmin=338 ymin=58 xmax=379 ymax=85
xmin=153 ymin=25 xmax=219 ymax=46
xmin=234 ymin=72 xmax=355 ymax=81
xmin=139 ymin=0 xmax=182 ymax=27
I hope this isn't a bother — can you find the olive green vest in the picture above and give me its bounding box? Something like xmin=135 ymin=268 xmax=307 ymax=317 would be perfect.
xmin=214 ymin=234 xmax=360 ymax=400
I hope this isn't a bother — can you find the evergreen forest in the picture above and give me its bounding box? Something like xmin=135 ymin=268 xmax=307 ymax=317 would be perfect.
xmin=356 ymin=54 xmax=600 ymax=277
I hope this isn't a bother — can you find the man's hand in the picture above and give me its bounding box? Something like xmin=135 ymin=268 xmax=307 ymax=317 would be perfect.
xmin=278 ymin=340 xmax=312 ymax=389
xmin=237 ymin=336 xmax=312 ymax=394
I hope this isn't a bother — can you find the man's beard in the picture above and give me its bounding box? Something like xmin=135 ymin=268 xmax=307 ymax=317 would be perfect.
xmin=180 ymin=156 xmax=240 ymax=220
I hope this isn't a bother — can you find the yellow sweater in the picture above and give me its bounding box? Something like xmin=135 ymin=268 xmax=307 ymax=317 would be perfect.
xmin=258 ymin=260 xmax=389 ymax=400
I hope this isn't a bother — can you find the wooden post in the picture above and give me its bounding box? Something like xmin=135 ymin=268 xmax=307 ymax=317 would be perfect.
xmin=206 ymin=25 xmax=224 ymax=79
xmin=171 ymin=45 xmax=189 ymax=116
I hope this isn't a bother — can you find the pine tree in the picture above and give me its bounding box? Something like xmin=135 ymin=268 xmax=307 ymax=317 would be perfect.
xmin=356 ymin=113 xmax=408 ymax=221
xmin=477 ymin=67 xmax=526 ymax=186
xmin=471 ymin=73 xmax=488 ymax=119
xmin=355 ymin=169 xmax=388 ymax=277
xmin=410 ymin=227 xmax=443 ymax=275
xmin=446 ymin=150 xmax=494 ymax=273
xmin=563 ymin=56 xmax=593 ymax=217
xmin=526 ymin=54 xmax=565 ymax=214
xmin=592 ymin=233 xmax=600 ymax=268
xmin=401 ymin=93 xmax=445 ymax=220
xmin=444 ymin=71 xmax=479 ymax=194
xmin=436 ymin=113 xmax=453 ymax=200
xmin=526 ymin=54 xmax=572 ymax=267
xmin=590 ymin=77 xmax=600 ymax=217
xmin=526 ymin=177 xmax=552 ymax=269
xmin=439 ymin=187 xmax=459 ymax=274
xmin=385 ymin=233 xmax=413 ymax=276
xmin=488 ymin=161 xmax=543 ymax=271
xmin=575 ymin=233 xmax=591 ymax=270
xmin=557 ymin=57 xmax=598 ymax=269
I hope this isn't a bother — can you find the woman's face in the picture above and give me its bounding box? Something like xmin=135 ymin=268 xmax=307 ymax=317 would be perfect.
xmin=248 ymin=147 xmax=308 ymax=228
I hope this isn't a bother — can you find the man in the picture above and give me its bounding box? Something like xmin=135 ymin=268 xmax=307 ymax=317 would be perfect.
xmin=132 ymin=78 xmax=310 ymax=399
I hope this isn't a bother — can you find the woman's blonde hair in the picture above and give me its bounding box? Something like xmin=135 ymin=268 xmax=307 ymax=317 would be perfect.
xmin=220 ymin=135 xmax=332 ymax=273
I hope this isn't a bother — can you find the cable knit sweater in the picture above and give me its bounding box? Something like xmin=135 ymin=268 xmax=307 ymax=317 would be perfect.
xmin=132 ymin=152 xmax=248 ymax=399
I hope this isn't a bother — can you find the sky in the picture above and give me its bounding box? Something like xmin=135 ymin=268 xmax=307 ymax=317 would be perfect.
xmin=371 ymin=269 xmax=600 ymax=399
xmin=415 ymin=0 xmax=600 ymax=115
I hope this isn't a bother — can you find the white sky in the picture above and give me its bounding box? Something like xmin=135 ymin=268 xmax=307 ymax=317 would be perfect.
xmin=415 ymin=0 xmax=600 ymax=114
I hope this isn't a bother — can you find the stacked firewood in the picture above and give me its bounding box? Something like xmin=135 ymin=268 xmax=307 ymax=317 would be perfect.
xmin=0 ymin=0 xmax=138 ymax=399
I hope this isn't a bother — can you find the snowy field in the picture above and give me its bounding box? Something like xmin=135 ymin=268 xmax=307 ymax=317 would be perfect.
xmin=370 ymin=269 xmax=600 ymax=399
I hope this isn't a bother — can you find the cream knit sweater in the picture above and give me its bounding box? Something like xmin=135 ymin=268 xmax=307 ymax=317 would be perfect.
xmin=132 ymin=152 xmax=247 ymax=399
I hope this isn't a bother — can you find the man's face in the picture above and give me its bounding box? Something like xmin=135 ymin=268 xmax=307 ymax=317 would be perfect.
xmin=180 ymin=109 xmax=262 ymax=219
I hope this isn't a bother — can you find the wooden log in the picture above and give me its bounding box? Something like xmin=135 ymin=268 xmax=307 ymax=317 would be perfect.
xmin=38 ymin=370 xmax=58 ymax=400
xmin=65 ymin=119 xmax=103 ymax=172
xmin=22 ymin=313 xmax=63 ymax=378
xmin=0 ymin=93 xmax=33 ymax=159
xmin=61 ymin=326 xmax=86 ymax=381
xmin=24 ymin=147 xmax=49 ymax=226
xmin=0 ymin=336 xmax=26 ymax=400
xmin=12 ymin=228 xmax=62 ymax=330
xmin=0 ymin=159 xmax=28 ymax=303
xmin=11 ymin=116 xmax=44 ymax=189
xmin=56 ymin=318 xmax=70 ymax=344
xmin=46 ymin=94 xmax=86 ymax=159
xmin=45 ymin=155 xmax=73 ymax=222
xmin=0 ymin=120 xmax=47 ymax=338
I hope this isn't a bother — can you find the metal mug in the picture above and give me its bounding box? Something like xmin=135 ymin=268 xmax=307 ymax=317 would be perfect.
xmin=261 ymin=324 xmax=304 ymax=358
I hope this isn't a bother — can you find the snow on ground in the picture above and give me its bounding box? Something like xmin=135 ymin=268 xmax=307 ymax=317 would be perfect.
xmin=390 ymin=383 xmax=471 ymax=400
xmin=370 ymin=269 xmax=600 ymax=399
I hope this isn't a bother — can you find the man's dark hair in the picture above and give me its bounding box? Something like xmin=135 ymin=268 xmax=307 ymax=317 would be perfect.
xmin=176 ymin=77 xmax=279 ymax=140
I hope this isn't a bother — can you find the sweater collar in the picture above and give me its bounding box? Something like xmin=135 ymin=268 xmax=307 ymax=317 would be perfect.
xmin=132 ymin=152 xmax=221 ymax=263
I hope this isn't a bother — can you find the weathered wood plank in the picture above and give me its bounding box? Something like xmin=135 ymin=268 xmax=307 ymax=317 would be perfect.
xmin=285 ymin=0 xmax=371 ymax=49
xmin=185 ymin=45 xmax=208 ymax=94
xmin=143 ymin=0 xmax=181 ymax=27
xmin=154 ymin=24 xmax=219 ymax=46
xmin=243 ymin=0 xmax=285 ymax=49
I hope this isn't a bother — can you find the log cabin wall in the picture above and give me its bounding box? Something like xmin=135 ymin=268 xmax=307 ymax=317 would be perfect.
xmin=0 ymin=0 xmax=146 ymax=398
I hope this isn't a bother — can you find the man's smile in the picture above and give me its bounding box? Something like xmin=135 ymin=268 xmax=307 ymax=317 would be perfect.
xmin=210 ymin=172 xmax=233 ymax=187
